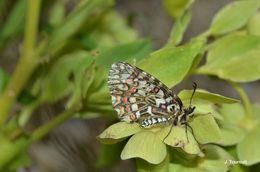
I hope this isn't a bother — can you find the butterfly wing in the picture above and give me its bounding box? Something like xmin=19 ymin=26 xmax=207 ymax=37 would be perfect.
xmin=108 ymin=62 xmax=179 ymax=123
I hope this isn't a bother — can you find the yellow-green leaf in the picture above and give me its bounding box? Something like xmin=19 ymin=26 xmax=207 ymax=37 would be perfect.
xmin=0 ymin=0 xmax=26 ymax=44
xmin=121 ymin=131 xmax=167 ymax=164
xmin=248 ymin=12 xmax=260 ymax=36
xmin=136 ymin=154 xmax=169 ymax=172
xmin=98 ymin=122 xmax=141 ymax=144
xmin=46 ymin=0 xmax=114 ymax=55
xmin=190 ymin=115 xmax=221 ymax=144
xmin=217 ymin=122 xmax=246 ymax=146
xmin=40 ymin=51 xmax=93 ymax=102
xmin=219 ymin=103 xmax=245 ymax=125
xmin=209 ymin=0 xmax=260 ymax=35
xmin=170 ymin=145 xmax=232 ymax=172
xmin=198 ymin=34 xmax=260 ymax=82
xmin=96 ymin=39 xmax=152 ymax=68
xmin=237 ymin=124 xmax=260 ymax=166
xmin=179 ymin=89 xmax=238 ymax=104
xmin=138 ymin=38 xmax=205 ymax=87
xmin=157 ymin=126 xmax=202 ymax=155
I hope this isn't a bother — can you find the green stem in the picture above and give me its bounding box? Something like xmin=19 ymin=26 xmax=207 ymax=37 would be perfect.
xmin=22 ymin=0 xmax=41 ymax=58
xmin=0 ymin=0 xmax=41 ymax=124
xmin=30 ymin=109 xmax=75 ymax=142
xmin=230 ymin=82 xmax=253 ymax=120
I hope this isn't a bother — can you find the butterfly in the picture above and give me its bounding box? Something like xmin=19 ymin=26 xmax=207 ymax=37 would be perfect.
xmin=108 ymin=62 xmax=197 ymax=140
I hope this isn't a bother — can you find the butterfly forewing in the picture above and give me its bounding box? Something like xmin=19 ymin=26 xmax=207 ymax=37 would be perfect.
xmin=108 ymin=62 xmax=180 ymax=123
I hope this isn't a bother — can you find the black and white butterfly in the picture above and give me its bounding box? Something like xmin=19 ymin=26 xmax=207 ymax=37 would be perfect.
xmin=108 ymin=62 xmax=197 ymax=140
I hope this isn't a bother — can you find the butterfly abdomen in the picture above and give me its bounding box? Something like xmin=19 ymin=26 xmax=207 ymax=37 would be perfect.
xmin=141 ymin=116 xmax=171 ymax=128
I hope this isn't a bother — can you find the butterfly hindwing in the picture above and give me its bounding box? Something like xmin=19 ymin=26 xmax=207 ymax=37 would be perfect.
xmin=108 ymin=62 xmax=179 ymax=123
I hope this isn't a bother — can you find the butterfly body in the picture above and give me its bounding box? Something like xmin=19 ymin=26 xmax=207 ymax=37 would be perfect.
xmin=108 ymin=62 xmax=195 ymax=129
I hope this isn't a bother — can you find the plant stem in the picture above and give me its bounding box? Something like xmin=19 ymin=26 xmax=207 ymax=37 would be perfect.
xmin=30 ymin=109 xmax=75 ymax=142
xmin=230 ymin=82 xmax=253 ymax=120
xmin=22 ymin=0 xmax=41 ymax=59
xmin=0 ymin=0 xmax=41 ymax=124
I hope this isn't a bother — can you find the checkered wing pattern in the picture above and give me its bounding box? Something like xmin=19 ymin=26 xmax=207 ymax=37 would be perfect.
xmin=108 ymin=62 xmax=179 ymax=123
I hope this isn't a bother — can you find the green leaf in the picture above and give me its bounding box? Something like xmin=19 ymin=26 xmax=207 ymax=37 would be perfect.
xmin=190 ymin=114 xmax=221 ymax=144
xmin=217 ymin=122 xmax=246 ymax=146
xmin=0 ymin=0 xmax=26 ymax=46
xmin=163 ymin=0 xmax=193 ymax=19
xmin=67 ymin=61 xmax=96 ymax=109
xmin=89 ymin=11 xmax=138 ymax=49
xmin=86 ymin=66 xmax=107 ymax=93
xmin=0 ymin=68 xmax=9 ymax=94
xmin=209 ymin=0 xmax=260 ymax=35
xmin=225 ymin=147 xmax=248 ymax=172
xmin=121 ymin=131 xmax=167 ymax=164
xmin=200 ymin=33 xmax=260 ymax=69
xmin=167 ymin=9 xmax=191 ymax=45
xmin=179 ymin=89 xmax=237 ymax=121
xmin=217 ymin=103 xmax=247 ymax=147
xmin=248 ymin=12 xmax=260 ymax=36
xmin=198 ymin=145 xmax=233 ymax=170
xmin=202 ymin=49 xmax=260 ymax=82
xmin=98 ymin=122 xmax=141 ymax=144
xmin=198 ymin=34 xmax=260 ymax=82
xmin=157 ymin=126 xmax=202 ymax=156
xmin=81 ymin=62 xmax=96 ymax=99
xmin=211 ymin=49 xmax=260 ymax=82
xmin=86 ymin=90 xmax=111 ymax=107
xmin=253 ymin=103 xmax=260 ymax=121
xmin=179 ymin=89 xmax=239 ymax=104
xmin=96 ymin=39 xmax=152 ymax=68
xmin=136 ymin=153 xmax=169 ymax=172
xmin=138 ymin=38 xmax=205 ymax=87
xmin=237 ymin=124 xmax=260 ymax=166
xmin=48 ymin=1 xmax=65 ymax=27
xmin=177 ymin=89 xmax=224 ymax=120
xmin=40 ymin=51 xmax=93 ymax=102
xmin=230 ymin=164 xmax=249 ymax=172
xmin=46 ymin=0 xmax=114 ymax=55
xmin=219 ymin=103 xmax=245 ymax=125
xmin=170 ymin=145 xmax=232 ymax=172
xmin=192 ymin=102 xmax=223 ymax=120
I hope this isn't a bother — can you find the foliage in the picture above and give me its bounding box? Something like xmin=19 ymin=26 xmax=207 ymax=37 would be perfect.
xmin=0 ymin=0 xmax=260 ymax=171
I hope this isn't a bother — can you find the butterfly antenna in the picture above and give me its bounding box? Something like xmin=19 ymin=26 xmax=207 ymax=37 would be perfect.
xmin=189 ymin=82 xmax=197 ymax=107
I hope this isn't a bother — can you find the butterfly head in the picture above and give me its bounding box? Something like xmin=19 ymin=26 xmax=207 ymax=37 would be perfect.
xmin=183 ymin=106 xmax=196 ymax=118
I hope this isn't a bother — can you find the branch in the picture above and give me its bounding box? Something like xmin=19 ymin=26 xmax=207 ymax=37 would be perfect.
xmin=0 ymin=0 xmax=41 ymax=124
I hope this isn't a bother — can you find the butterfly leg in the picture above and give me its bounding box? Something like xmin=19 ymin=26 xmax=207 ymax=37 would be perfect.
xmin=163 ymin=122 xmax=175 ymax=142
xmin=185 ymin=124 xmax=189 ymax=143
xmin=185 ymin=123 xmax=197 ymax=143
